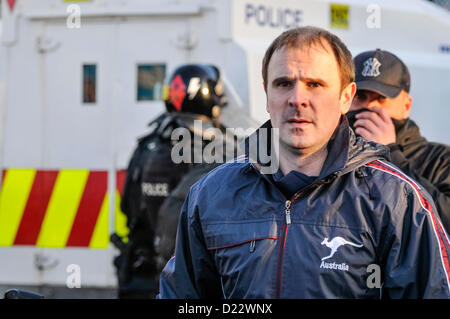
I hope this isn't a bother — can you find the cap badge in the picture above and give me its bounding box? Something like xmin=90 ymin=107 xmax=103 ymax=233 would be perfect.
xmin=361 ymin=57 xmax=381 ymax=77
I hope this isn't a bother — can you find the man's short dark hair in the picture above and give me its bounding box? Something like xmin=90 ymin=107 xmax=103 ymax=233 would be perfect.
xmin=262 ymin=26 xmax=355 ymax=92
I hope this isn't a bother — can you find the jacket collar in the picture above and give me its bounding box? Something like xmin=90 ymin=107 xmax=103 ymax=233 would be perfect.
xmin=393 ymin=118 xmax=426 ymax=146
xmin=241 ymin=115 xmax=390 ymax=177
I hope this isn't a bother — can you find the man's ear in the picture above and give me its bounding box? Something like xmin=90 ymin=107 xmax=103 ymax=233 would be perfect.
xmin=340 ymin=82 xmax=356 ymax=114
xmin=264 ymin=81 xmax=269 ymax=113
xmin=403 ymin=92 xmax=412 ymax=118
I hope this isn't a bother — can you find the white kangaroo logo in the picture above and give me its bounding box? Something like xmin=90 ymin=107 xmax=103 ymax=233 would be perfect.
xmin=321 ymin=237 xmax=363 ymax=261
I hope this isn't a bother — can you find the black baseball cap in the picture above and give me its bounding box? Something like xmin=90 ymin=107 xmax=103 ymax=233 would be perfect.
xmin=353 ymin=49 xmax=410 ymax=98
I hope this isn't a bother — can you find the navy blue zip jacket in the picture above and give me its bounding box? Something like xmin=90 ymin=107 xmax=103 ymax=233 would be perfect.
xmin=159 ymin=117 xmax=450 ymax=298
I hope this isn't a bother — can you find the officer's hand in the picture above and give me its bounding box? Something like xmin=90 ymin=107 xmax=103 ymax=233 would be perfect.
xmin=353 ymin=107 xmax=396 ymax=145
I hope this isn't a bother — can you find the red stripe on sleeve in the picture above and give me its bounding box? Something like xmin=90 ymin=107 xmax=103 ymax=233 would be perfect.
xmin=367 ymin=161 xmax=450 ymax=281
xmin=372 ymin=160 xmax=450 ymax=249
xmin=66 ymin=171 xmax=107 ymax=247
xmin=14 ymin=170 xmax=59 ymax=245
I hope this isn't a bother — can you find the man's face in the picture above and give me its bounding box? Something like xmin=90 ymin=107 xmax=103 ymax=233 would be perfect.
xmin=265 ymin=43 xmax=355 ymax=156
xmin=350 ymin=89 xmax=411 ymax=120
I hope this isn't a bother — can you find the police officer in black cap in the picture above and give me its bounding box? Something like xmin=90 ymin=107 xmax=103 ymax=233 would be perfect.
xmin=347 ymin=49 xmax=450 ymax=234
xmin=112 ymin=64 xmax=237 ymax=298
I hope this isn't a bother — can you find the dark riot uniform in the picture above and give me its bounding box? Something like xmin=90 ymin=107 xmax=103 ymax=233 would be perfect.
xmin=113 ymin=113 xmax=191 ymax=298
xmin=111 ymin=63 xmax=233 ymax=299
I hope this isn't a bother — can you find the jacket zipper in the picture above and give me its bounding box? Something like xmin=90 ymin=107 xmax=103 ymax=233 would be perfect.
xmin=285 ymin=200 xmax=292 ymax=225
xmin=275 ymin=198 xmax=295 ymax=298
xmin=249 ymin=163 xmax=338 ymax=298
xmin=274 ymin=185 xmax=323 ymax=298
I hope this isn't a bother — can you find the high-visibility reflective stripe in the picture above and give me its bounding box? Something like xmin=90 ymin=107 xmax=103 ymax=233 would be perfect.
xmin=0 ymin=169 xmax=36 ymax=246
xmin=14 ymin=171 xmax=59 ymax=245
xmin=115 ymin=170 xmax=129 ymax=238
xmin=89 ymin=193 xmax=109 ymax=249
xmin=0 ymin=168 xmax=128 ymax=248
xmin=37 ymin=170 xmax=89 ymax=248
xmin=115 ymin=190 xmax=129 ymax=238
xmin=66 ymin=171 xmax=107 ymax=247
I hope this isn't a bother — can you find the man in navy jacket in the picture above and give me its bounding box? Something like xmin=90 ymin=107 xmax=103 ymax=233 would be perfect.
xmin=158 ymin=26 xmax=450 ymax=298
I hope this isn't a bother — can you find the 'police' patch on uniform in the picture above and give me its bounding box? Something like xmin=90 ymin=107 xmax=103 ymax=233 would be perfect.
xmin=141 ymin=182 xmax=170 ymax=197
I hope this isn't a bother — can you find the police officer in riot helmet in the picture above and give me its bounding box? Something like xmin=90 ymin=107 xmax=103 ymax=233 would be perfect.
xmin=165 ymin=64 xmax=226 ymax=124
xmin=154 ymin=64 xmax=241 ymax=276
xmin=112 ymin=64 xmax=232 ymax=299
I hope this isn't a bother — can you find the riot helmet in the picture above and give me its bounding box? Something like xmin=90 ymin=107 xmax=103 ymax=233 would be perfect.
xmin=164 ymin=64 xmax=226 ymax=119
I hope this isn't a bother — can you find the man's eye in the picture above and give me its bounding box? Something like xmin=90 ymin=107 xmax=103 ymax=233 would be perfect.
xmin=308 ymin=82 xmax=321 ymax=88
xmin=355 ymin=92 xmax=367 ymax=100
xmin=277 ymin=81 xmax=292 ymax=88
xmin=377 ymin=96 xmax=386 ymax=103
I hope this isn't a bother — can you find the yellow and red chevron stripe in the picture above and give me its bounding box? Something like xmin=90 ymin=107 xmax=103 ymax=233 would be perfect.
xmin=0 ymin=169 xmax=129 ymax=248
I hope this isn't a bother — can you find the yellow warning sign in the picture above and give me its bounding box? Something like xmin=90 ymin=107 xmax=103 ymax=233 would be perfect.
xmin=330 ymin=4 xmax=349 ymax=29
